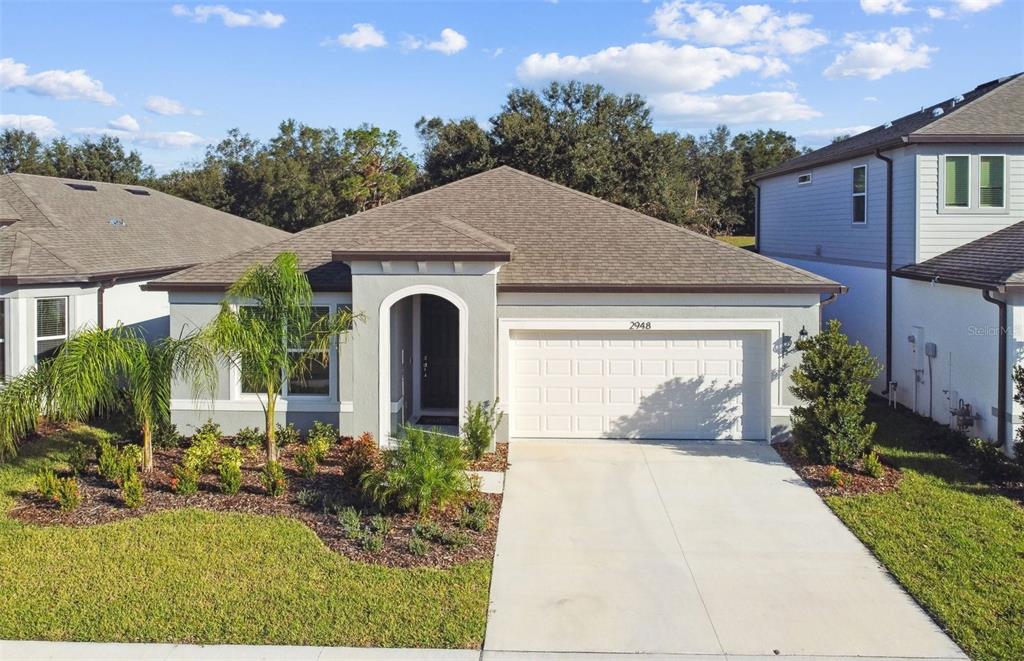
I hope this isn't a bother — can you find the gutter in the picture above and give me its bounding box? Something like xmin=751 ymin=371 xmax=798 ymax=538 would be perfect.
xmin=874 ymin=149 xmax=894 ymax=393
xmin=982 ymin=289 xmax=1009 ymax=447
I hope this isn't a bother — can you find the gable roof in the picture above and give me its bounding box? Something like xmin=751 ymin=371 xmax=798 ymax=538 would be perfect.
xmin=150 ymin=166 xmax=841 ymax=294
xmin=753 ymin=73 xmax=1024 ymax=181
xmin=894 ymin=221 xmax=1024 ymax=293
xmin=0 ymin=173 xmax=289 ymax=284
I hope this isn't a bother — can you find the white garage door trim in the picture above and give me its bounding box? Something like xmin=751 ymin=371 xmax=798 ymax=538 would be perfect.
xmin=498 ymin=318 xmax=784 ymax=442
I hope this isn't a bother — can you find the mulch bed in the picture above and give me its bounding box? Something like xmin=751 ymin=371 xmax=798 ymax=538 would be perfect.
xmin=774 ymin=441 xmax=903 ymax=497
xmin=468 ymin=442 xmax=508 ymax=472
xmin=10 ymin=442 xmax=503 ymax=569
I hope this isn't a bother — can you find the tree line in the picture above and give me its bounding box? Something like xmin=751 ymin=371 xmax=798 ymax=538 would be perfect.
xmin=1 ymin=81 xmax=807 ymax=235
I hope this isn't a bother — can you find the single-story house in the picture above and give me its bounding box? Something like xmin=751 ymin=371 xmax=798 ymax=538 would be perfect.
xmin=0 ymin=173 xmax=289 ymax=379
xmin=149 ymin=166 xmax=842 ymax=444
xmin=754 ymin=72 xmax=1023 ymax=447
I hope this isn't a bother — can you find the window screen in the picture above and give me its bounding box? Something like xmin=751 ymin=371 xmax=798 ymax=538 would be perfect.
xmin=979 ymin=156 xmax=1004 ymax=207
xmin=944 ymin=156 xmax=969 ymax=207
xmin=36 ymin=297 xmax=68 ymax=362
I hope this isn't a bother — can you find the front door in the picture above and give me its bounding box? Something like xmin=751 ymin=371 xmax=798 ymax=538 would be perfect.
xmin=420 ymin=295 xmax=458 ymax=409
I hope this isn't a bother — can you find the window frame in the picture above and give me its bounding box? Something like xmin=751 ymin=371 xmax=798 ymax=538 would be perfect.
xmin=978 ymin=154 xmax=1006 ymax=209
xmin=939 ymin=154 xmax=972 ymax=211
xmin=34 ymin=296 xmax=69 ymax=363
xmin=851 ymin=164 xmax=868 ymax=225
xmin=285 ymin=305 xmax=332 ymax=399
xmin=797 ymin=173 xmax=812 ymax=186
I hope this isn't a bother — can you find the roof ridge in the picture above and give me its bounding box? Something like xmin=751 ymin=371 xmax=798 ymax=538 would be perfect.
xmin=500 ymin=167 xmax=833 ymax=284
xmin=433 ymin=213 xmax=515 ymax=252
xmin=7 ymin=230 xmax=77 ymax=276
xmin=4 ymin=173 xmax=60 ymax=230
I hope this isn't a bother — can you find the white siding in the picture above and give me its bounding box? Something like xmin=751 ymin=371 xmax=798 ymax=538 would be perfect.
xmin=916 ymin=144 xmax=1023 ymax=260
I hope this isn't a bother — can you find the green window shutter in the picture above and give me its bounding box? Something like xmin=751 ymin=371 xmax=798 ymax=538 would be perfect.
xmin=980 ymin=156 xmax=1004 ymax=207
xmin=944 ymin=156 xmax=969 ymax=207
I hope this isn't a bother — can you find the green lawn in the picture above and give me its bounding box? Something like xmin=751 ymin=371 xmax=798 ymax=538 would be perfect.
xmin=827 ymin=401 xmax=1024 ymax=661
xmin=0 ymin=433 xmax=491 ymax=647
xmin=715 ymin=235 xmax=755 ymax=250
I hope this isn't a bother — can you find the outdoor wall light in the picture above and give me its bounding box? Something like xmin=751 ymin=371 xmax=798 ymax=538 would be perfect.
xmin=780 ymin=326 xmax=809 ymax=357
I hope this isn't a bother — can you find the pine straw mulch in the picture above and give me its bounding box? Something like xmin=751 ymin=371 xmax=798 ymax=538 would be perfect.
xmin=774 ymin=441 xmax=903 ymax=498
xmin=9 ymin=442 xmax=502 ymax=569
xmin=467 ymin=442 xmax=508 ymax=472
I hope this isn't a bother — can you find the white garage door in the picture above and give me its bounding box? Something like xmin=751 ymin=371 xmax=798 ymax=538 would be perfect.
xmin=509 ymin=330 xmax=769 ymax=440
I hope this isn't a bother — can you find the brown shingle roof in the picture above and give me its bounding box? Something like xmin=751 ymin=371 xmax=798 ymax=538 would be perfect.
xmin=0 ymin=173 xmax=289 ymax=284
xmin=152 ymin=166 xmax=840 ymax=294
xmin=894 ymin=221 xmax=1024 ymax=292
xmin=753 ymin=73 xmax=1024 ymax=181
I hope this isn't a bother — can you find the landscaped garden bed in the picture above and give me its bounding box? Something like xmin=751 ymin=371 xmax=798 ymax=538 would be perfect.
xmin=10 ymin=422 xmax=504 ymax=569
xmin=774 ymin=439 xmax=902 ymax=497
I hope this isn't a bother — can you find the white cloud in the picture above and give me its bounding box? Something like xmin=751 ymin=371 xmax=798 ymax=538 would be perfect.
xmin=330 ymin=23 xmax=387 ymax=50
xmin=171 ymin=4 xmax=285 ymax=29
xmin=801 ymin=125 xmax=873 ymax=141
xmin=517 ymin=42 xmax=766 ymax=93
xmin=426 ymin=28 xmax=468 ymax=54
xmin=824 ymin=28 xmax=935 ymax=80
xmin=108 ymin=114 xmax=140 ymax=132
xmin=0 ymin=58 xmax=116 ymax=105
xmin=651 ymin=1 xmax=828 ymax=55
xmin=955 ymin=0 xmax=1002 ymax=11
xmin=864 ymin=95 xmax=879 ymax=101
xmin=652 ymin=90 xmax=821 ymax=123
xmin=400 ymin=34 xmax=424 ymax=51
xmin=75 ymin=126 xmax=206 ymax=150
xmin=860 ymin=0 xmax=912 ymax=14
xmin=0 ymin=113 xmax=59 ymax=138
xmin=926 ymin=6 xmax=946 ymax=17
xmin=145 ymin=95 xmax=202 ymax=116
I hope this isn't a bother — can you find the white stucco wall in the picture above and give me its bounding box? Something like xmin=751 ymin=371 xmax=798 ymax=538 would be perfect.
xmin=890 ymin=278 xmax=1014 ymax=442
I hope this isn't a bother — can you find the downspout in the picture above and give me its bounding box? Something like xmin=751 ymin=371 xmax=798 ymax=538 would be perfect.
xmin=752 ymin=181 xmax=761 ymax=253
xmin=97 ymin=277 xmax=117 ymax=330
xmin=818 ymin=292 xmax=838 ymax=330
xmin=874 ymin=150 xmax=894 ymax=393
xmin=982 ymin=289 xmax=1008 ymax=447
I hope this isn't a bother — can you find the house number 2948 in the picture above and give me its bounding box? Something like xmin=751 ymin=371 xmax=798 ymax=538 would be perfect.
xmin=629 ymin=321 xmax=652 ymax=330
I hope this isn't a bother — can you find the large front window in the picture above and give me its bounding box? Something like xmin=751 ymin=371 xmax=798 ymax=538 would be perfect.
xmin=239 ymin=305 xmax=332 ymax=397
xmin=35 ymin=297 xmax=68 ymax=362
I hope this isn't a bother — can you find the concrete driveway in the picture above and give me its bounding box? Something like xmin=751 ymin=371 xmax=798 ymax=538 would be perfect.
xmin=483 ymin=441 xmax=965 ymax=660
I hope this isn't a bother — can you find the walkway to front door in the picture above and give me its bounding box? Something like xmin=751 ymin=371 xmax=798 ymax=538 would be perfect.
xmin=484 ymin=441 xmax=965 ymax=659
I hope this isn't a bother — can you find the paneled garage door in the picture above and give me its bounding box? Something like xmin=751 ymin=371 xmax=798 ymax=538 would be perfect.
xmin=509 ymin=330 xmax=769 ymax=440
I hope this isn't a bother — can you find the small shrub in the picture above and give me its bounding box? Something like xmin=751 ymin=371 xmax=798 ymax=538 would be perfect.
xmin=965 ymin=437 xmax=1022 ymax=482
xmin=54 ymin=477 xmax=81 ymax=511
xmin=462 ymin=399 xmax=504 ymax=460
xmin=825 ymin=465 xmax=847 ymax=488
xmin=232 ymin=426 xmax=264 ymax=448
xmin=408 ymin=534 xmax=429 ymax=557
xmin=296 ymin=488 xmax=320 ymax=507
xmin=438 ymin=528 xmax=471 ymax=549
xmin=459 ymin=497 xmax=493 ymax=531
xmin=1013 ymin=364 xmax=1024 ymax=468
xmin=295 ymin=446 xmax=318 ymax=479
xmin=309 ymin=421 xmax=338 ymax=447
xmin=98 ymin=440 xmax=142 ymax=487
xmin=193 ymin=419 xmax=222 ymax=440
xmin=97 ymin=437 xmax=119 ymax=482
xmin=171 ymin=463 xmax=200 ymax=495
xmin=122 ymin=471 xmax=144 ymax=508
xmin=308 ymin=435 xmax=332 ymax=463
xmin=261 ymin=460 xmax=287 ymax=497
xmin=153 ymin=423 xmax=182 ymax=449
xmin=412 ymin=518 xmax=470 ymax=547
xmin=338 ymin=432 xmax=382 ymax=487
xmin=362 ymin=426 xmax=471 ymax=514
xmin=369 ymin=514 xmax=392 ymax=536
xmin=275 ymin=422 xmax=301 ymax=447
xmin=66 ymin=442 xmax=90 ymax=475
xmin=863 ymin=452 xmax=885 ymax=479
xmin=218 ymin=447 xmax=243 ymax=495
xmin=35 ymin=467 xmax=59 ymax=500
xmin=413 ymin=519 xmax=443 ymax=542
xmin=362 ymin=533 xmax=385 ymax=553
xmin=337 ymin=507 xmax=363 ymax=540
xmin=790 ymin=320 xmax=880 ymax=468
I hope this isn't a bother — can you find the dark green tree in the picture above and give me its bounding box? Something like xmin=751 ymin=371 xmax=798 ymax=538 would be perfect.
xmin=0 ymin=129 xmax=154 ymax=183
xmin=789 ymin=319 xmax=881 ymax=467
xmin=415 ymin=116 xmax=495 ymax=187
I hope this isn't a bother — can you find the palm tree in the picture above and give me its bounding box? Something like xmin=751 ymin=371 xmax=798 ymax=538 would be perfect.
xmin=46 ymin=326 xmax=218 ymax=471
xmin=204 ymin=251 xmax=355 ymax=462
xmin=0 ymin=362 xmax=55 ymax=461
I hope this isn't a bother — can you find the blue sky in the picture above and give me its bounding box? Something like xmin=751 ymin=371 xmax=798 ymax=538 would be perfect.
xmin=2 ymin=0 xmax=1022 ymax=173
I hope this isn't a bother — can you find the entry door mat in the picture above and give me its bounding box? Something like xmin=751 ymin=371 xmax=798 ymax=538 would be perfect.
xmin=416 ymin=415 xmax=458 ymax=426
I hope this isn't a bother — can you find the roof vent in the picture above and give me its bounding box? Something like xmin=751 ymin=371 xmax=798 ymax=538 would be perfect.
xmin=952 ymin=94 xmax=965 ymax=104
xmin=125 ymin=188 xmax=150 ymax=196
xmin=931 ymin=107 xmax=944 ymax=117
xmin=109 ymin=217 xmax=126 ymax=227
xmin=883 ymin=121 xmax=893 ymax=129
xmin=65 ymin=183 xmax=97 ymax=192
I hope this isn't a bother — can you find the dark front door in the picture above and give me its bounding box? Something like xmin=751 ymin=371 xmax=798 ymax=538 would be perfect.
xmin=420 ymin=295 xmax=459 ymax=410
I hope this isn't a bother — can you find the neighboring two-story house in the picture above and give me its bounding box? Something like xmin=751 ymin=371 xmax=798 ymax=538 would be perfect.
xmin=0 ymin=173 xmax=289 ymax=379
xmin=754 ymin=73 xmax=1023 ymax=449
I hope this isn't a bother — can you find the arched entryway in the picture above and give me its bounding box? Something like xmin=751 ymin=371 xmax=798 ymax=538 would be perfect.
xmin=378 ymin=285 xmax=467 ymax=440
